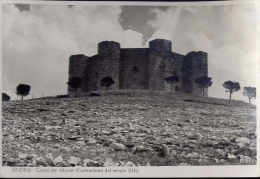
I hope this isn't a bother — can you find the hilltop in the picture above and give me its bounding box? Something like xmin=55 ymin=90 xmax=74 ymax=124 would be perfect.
xmin=2 ymin=90 xmax=257 ymax=166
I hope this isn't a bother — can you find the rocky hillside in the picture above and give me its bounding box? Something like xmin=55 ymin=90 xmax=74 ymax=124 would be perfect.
xmin=2 ymin=90 xmax=257 ymax=167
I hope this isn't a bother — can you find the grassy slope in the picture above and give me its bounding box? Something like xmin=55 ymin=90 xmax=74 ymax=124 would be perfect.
xmin=2 ymin=90 xmax=257 ymax=166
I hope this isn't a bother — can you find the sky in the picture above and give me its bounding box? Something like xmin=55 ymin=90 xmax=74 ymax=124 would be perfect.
xmin=2 ymin=2 xmax=259 ymax=103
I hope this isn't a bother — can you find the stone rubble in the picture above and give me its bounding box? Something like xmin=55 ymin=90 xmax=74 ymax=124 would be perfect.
xmin=1 ymin=91 xmax=257 ymax=166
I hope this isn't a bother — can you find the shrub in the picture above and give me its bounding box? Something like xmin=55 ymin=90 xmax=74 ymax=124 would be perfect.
xmin=2 ymin=93 xmax=11 ymax=101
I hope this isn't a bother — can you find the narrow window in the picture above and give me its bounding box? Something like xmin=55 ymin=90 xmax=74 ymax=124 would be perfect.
xmin=132 ymin=66 xmax=138 ymax=72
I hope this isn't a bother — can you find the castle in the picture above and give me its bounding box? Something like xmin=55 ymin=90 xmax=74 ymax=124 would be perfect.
xmin=68 ymin=39 xmax=208 ymax=96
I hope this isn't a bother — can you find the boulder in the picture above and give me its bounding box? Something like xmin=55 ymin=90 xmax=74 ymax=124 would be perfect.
xmin=18 ymin=153 xmax=27 ymax=159
xmin=123 ymin=161 xmax=136 ymax=167
xmin=235 ymin=137 xmax=250 ymax=145
xmin=86 ymin=139 xmax=97 ymax=146
xmin=162 ymin=144 xmax=169 ymax=158
xmin=111 ymin=142 xmax=126 ymax=151
xmin=54 ymin=156 xmax=63 ymax=164
xmin=68 ymin=156 xmax=81 ymax=166
xmin=124 ymin=139 xmax=135 ymax=148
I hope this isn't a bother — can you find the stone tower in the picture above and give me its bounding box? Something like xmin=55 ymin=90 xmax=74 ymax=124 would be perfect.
xmin=148 ymin=39 xmax=172 ymax=91
xmin=97 ymin=41 xmax=120 ymax=90
xmin=183 ymin=51 xmax=208 ymax=96
xmin=68 ymin=54 xmax=88 ymax=95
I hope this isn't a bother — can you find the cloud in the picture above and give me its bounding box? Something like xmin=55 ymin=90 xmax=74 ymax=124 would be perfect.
xmin=14 ymin=4 xmax=30 ymax=12
xmin=146 ymin=4 xmax=258 ymax=103
xmin=2 ymin=4 xmax=143 ymax=100
xmin=2 ymin=3 xmax=258 ymax=104
xmin=122 ymin=29 xmax=144 ymax=48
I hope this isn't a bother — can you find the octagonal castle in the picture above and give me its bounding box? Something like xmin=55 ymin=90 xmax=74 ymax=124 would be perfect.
xmin=68 ymin=39 xmax=208 ymax=96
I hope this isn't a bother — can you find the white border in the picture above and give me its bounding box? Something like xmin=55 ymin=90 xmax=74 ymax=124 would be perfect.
xmin=0 ymin=0 xmax=259 ymax=6
xmin=0 ymin=0 xmax=259 ymax=178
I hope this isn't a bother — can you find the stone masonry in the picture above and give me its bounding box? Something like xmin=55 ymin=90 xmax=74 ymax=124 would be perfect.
xmin=68 ymin=39 xmax=208 ymax=96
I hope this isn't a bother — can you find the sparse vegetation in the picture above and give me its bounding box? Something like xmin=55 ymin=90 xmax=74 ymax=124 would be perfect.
xmin=101 ymin=77 xmax=115 ymax=90
xmin=16 ymin=84 xmax=31 ymax=101
xmin=194 ymin=76 xmax=212 ymax=97
xmin=2 ymin=93 xmax=11 ymax=101
xmin=56 ymin=94 xmax=69 ymax=98
xmin=67 ymin=77 xmax=83 ymax=94
xmin=223 ymin=81 xmax=241 ymax=100
xmin=164 ymin=76 xmax=179 ymax=91
xmin=243 ymin=87 xmax=256 ymax=104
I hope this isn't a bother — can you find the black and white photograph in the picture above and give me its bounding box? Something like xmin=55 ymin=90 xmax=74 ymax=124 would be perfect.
xmin=1 ymin=0 xmax=259 ymax=177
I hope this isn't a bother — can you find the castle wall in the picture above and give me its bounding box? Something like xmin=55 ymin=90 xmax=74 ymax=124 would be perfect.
xmin=149 ymin=39 xmax=172 ymax=91
xmin=164 ymin=52 xmax=184 ymax=92
xmin=83 ymin=55 xmax=100 ymax=92
xmin=98 ymin=41 xmax=120 ymax=90
xmin=183 ymin=51 xmax=208 ymax=96
xmin=68 ymin=54 xmax=88 ymax=95
xmin=68 ymin=39 xmax=209 ymax=96
xmin=119 ymin=48 xmax=149 ymax=90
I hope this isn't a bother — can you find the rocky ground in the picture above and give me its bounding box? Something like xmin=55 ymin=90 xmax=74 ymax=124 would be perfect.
xmin=2 ymin=90 xmax=257 ymax=167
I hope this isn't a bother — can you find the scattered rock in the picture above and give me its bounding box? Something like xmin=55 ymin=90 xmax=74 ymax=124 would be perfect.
xmin=137 ymin=106 xmax=147 ymax=111
xmin=179 ymin=163 xmax=189 ymax=166
xmin=123 ymin=161 xmax=136 ymax=167
xmin=36 ymin=160 xmax=47 ymax=166
xmin=178 ymin=122 xmax=189 ymax=127
xmin=101 ymin=130 xmax=110 ymax=135
xmin=83 ymin=159 xmax=103 ymax=167
xmin=2 ymin=158 xmax=20 ymax=166
xmin=43 ymin=153 xmax=55 ymax=166
xmin=67 ymin=136 xmax=82 ymax=140
xmin=103 ymin=158 xmax=115 ymax=167
xmin=27 ymin=154 xmax=37 ymax=160
xmin=38 ymin=108 xmax=49 ymax=112
xmin=135 ymin=133 xmax=146 ymax=137
xmin=162 ymin=144 xmax=169 ymax=158
xmin=218 ymin=141 xmax=231 ymax=146
xmin=124 ymin=139 xmax=135 ymax=148
xmin=68 ymin=156 xmax=81 ymax=166
xmin=83 ymin=159 xmax=90 ymax=167
xmin=187 ymin=152 xmax=199 ymax=159
xmin=235 ymin=137 xmax=250 ymax=145
xmin=136 ymin=145 xmax=148 ymax=152
xmin=23 ymin=139 xmax=31 ymax=145
xmin=25 ymin=163 xmax=34 ymax=167
xmin=18 ymin=153 xmax=27 ymax=159
xmin=111 ymin=142 xmax=126 ymax=151
xmin=86 ymin=139 xmax=97 ymax=146
xmin=2 ymin=92 xmax=257 ymax=167
xmin=54 ymin=156 xmax=63 ymax=164
xmin=146 ymin=162 xmax=151 ymax=166
xmin=54 ymin=144 xmax=60 ymax=148
xmin=187 ymin=134 xmax=197 ymax=140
